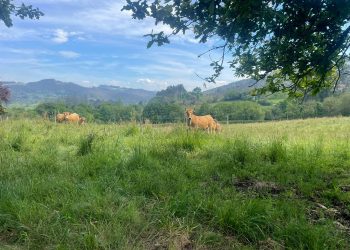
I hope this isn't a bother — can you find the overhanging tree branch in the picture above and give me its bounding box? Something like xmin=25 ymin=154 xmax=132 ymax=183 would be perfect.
xmin=123 ymin=0 xmax=350 ymax=98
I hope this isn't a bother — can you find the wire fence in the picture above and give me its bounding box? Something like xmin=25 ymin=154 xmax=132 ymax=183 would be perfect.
xmin=0 ymin=111 xmax=341 ymax=125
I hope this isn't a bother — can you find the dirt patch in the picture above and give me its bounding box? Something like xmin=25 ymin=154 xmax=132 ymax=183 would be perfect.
xmin=0 ymin=228 xmax=22 ymax=245
xmin=234 ymin=178 xmax=283 ymax=195
xmin=143 ymin=231 xmax=194 ymax=250
xmin=258 ymin=238 xmax=284 ymax=250
xmin=340 ymin=185 xmax=350 ymax=192
xmin=309 ymin=202 xmax=350 ymax=234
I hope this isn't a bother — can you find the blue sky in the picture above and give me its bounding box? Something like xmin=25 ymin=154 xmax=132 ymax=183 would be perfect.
xmin=0 ymin=0 xmax=240 ymax=91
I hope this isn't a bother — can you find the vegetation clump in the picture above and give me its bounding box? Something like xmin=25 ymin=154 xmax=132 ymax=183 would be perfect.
xmin=77 ymin=133 xmax=95 ymax=156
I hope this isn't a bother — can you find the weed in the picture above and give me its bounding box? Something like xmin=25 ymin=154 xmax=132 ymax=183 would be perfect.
xmin=10 ymin=134 xmax=23 ymax=152
xmin=266 ymin=139 xmax=286 ymax=163
xmin=124 ymin=125 xmax=139 ymax=137
xmin=77 ymin=133 xmax=95 ymax=156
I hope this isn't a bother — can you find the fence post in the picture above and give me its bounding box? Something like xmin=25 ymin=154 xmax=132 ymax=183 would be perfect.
xmin=140 ymin=115 xmax=143 ymax=135
xmin=226 ymin=115 xmax=229 ymax=125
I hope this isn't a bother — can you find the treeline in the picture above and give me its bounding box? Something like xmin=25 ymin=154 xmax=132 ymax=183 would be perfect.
xmin=36 ymin=102 xmax=143 ymax=123
xmin=5 ymin=85 xmax=350 ymax=123
xmin=6 ymin=101 xmax=181 ymax=123
xmin=197 ymin=93 xmax=350 ymax=121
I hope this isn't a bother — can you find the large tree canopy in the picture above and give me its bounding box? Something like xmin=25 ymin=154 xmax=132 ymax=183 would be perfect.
xmin=0 ymin=0 xmax=43 ymax=27
xmin=123 ymin=0 xmax=350 ymax=97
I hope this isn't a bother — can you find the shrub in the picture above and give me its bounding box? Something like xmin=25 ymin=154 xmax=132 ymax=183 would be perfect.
xmin=77 ymin=133 xmax=95 ymax=156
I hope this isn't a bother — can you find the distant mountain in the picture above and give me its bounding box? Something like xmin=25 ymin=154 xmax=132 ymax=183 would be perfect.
xmin=203 ymin=79 xmax=260 ymax=97
xmin=5 ymin=79 xmax=156 ymax=105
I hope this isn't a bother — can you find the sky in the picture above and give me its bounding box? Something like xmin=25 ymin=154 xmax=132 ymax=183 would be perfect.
xmin=0 ymin=0 xmax=241 ymax=91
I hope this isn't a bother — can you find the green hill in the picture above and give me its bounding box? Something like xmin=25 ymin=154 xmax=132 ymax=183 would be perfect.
xmin=6 ymin=79 xmax=156 ymax=105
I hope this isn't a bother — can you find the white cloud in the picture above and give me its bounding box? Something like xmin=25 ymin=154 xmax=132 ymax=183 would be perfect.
xmin=42 ymin=2 xmax=176 ymax=38
xmin=136 ymin=78 xmax=154 ymax=84
xmin=52 ymin=29 xmax=69 ymax=43
xmin=59 ymin=50 xmax=80 ymax=58
xmin=52 ymin=29 xmax=84 ymax=43
xmin=215 ymin=80 xmax=228 ymax=85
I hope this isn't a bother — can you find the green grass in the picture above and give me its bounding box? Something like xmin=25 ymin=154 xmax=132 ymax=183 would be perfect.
xmin=0 ymin=118 xmax=349 ymax=249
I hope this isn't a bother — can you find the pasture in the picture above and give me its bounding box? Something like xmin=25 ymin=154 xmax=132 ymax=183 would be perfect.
xmin=0 ymin=117 xmax=349 ymax=249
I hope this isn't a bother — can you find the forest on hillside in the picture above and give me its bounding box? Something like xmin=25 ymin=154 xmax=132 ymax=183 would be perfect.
xmin=4 ymin=82 xmax=350 ymax=123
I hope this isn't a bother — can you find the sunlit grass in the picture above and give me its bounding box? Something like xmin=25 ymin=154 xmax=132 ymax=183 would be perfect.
xmin=0 ymin=117 xmax=349 ymax=249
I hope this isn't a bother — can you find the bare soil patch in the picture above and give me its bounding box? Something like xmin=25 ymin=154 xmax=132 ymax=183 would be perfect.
xmin=233 ymin=178 xmax=283 ymax=195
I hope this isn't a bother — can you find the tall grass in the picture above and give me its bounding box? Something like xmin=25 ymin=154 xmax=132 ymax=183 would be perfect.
xmin=77 ymin=133 xmax=95 ymax=156
xmin=0 ymin=117 xmax=349 ymax=249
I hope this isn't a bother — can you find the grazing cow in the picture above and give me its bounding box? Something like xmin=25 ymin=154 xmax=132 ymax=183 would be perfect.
xmin=214 ymin=119 xmax=222 ymax=133
xmin=185 ymin=108 xmax=216 ymax=133
xmin=79 ymin=116 xmax=86 ymax=125
xmin=65 ymin=113 xmax=81 ymax=123
xmin=56 ymin=113 xmax=66 ymax=123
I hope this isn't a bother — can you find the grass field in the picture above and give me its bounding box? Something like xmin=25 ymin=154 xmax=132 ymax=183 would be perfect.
xmin=0 ymin=117 xmax=349 ymax=249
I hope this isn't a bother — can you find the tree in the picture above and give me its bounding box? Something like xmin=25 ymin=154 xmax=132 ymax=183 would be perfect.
xmin=210 ymin=101 xmax=264 ymax=120
xmin=35 ymin=102 xmax=68 ymax=118
xmin=123 ymin=0 xmax=350 ymax=98
xmin=223 ymin=90 xmax=243 ymax=101
xmin=95 ymin=103 xmax=136 ymax=123
xmin=191 ymin=87 xmax=202 ymax=100
xmin=338 ymin=93 xmax=350 ymax=116
xmin=197 ymin=102 xmax=211 ymax=115
xmin=322 ymin=96 xmax=341 ymax=116
xmin=143 ymin=101 xmax=183 ymax=123
xmin=0 ymin=84 xmax=10 ymax=114
xmin=0 ymin=0 xmax=43 ymax=27
xmin=156 ymin=84 xmax=189 ymax=102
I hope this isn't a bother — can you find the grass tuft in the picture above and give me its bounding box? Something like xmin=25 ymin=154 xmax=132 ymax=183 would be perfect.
xmin=77 ymin=133 xmax=95 ymax=156
xmin=10 ymin=134 xmax=24 ymax=152
xmin=266 ymin=139 xmax=287 ymax=163
xmin=124 ymin=125 xmax=140 ymax=137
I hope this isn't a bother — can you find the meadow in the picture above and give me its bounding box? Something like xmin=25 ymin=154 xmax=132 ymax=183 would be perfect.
xmin=0 ymin=117 xmax=349 ymax=249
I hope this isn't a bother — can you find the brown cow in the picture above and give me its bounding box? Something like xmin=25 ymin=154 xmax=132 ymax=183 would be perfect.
xmin=185 ymin=108 xmax=216 ymax=133
xmin=79 ymin=116 xmax=86 ymax=125
xmin=56 ymin=113 xmax=66 ymax=123
xmin=214 ymin=119 xmax=222 ymax=133
xmin=65 ymin=113 xmax=81 ymax=123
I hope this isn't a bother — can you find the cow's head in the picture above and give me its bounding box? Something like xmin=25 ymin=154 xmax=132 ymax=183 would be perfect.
xmin=185 ymin=108 xmax=194 ymax=120
xmin=79 ymin=117 xmax=86 ymax=125
xmin=63 ymin=112 xmax=71 ymax=119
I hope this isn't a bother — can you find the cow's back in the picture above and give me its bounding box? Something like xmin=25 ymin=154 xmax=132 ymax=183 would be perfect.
xmin=192 ymin=115 xmax=215 ymax=129
xmin=66 ymin=113 xmax=80 ymax=123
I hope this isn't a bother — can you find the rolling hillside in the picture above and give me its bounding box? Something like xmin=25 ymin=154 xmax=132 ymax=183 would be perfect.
xmin=4 ymin=79 xmax=260 ymax=106
xmin=5 ymin=79 xmax=156 ymax=105
xmin=203 ymin=79 xmax=261 ymax=96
